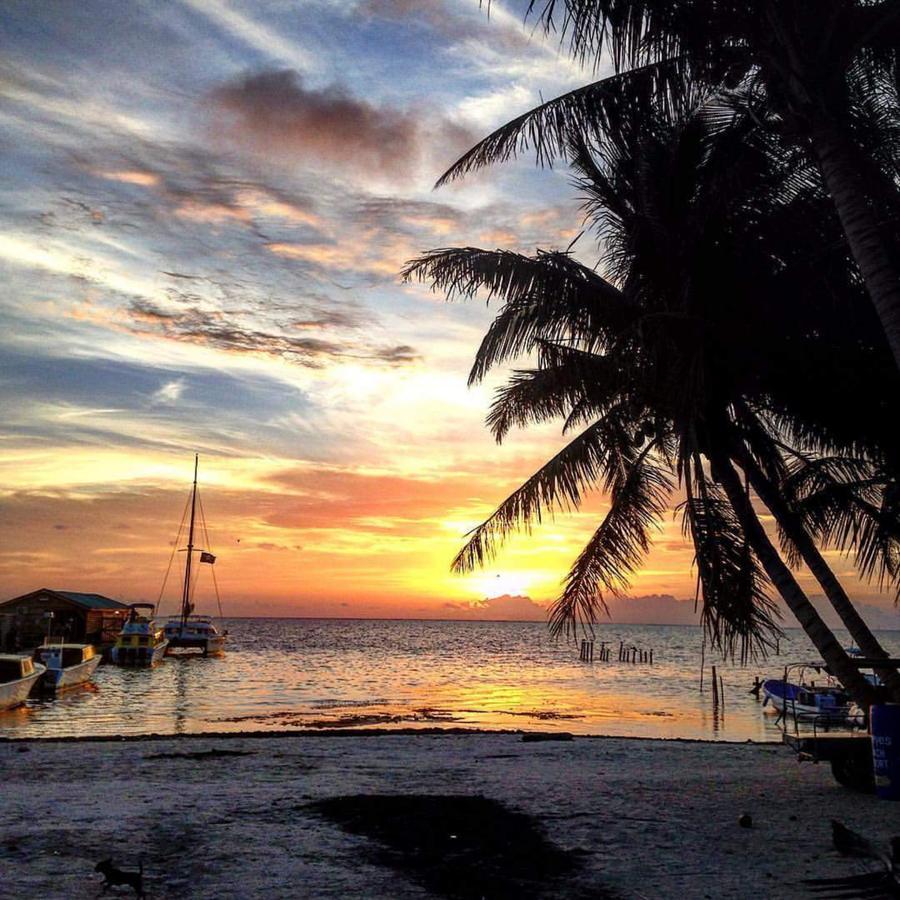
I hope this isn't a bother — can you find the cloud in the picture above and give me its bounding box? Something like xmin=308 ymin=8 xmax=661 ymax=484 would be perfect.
xmin=468 ymin=593 xmax=548 ymax=621
xmin=604 ymin=594 xmax=700 ymax=625
xmin=126 ymin=298 xmax=419 ymax=367
xmin=209 ymin=68 xmax=473 ymax=181
xmin=357 ymin=0 xmax=531 ymax=51
xmin=181 ymin=0 xmax=317 ymax=73
xmin=152 ymin=378 xmax=186 ymax=404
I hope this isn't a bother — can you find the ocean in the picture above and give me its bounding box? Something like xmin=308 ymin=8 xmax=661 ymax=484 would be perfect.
xmin=3 ymin=619 xmax=898 ymax=741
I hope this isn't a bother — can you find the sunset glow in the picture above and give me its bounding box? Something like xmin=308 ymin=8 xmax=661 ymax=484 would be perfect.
xmin=0 ymin=1 xmax=895 ymax=624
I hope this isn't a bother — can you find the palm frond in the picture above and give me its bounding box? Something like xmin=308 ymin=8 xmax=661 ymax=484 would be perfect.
xmin=486 ymin=351 xmax=627 ymax=443
xmin=548 ymin=444 xmax=673 ymax=638
xmin=452 ymin=408 xmax=635 ymax=573
xmin=786 ymin=456 xmax=900 ymax=598
xmin=403 ymin=247 xmax=634 ymax=382
xmin=683 ymin=456 xmax=781 ymax=662
xmin=436 ymin=59 xmax=698 ymax=186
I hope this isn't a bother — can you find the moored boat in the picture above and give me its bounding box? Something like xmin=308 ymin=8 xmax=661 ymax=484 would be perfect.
xmin=0 ymin=655 xmax=46 ymax=711
xmin=110 ymin=604 xmax=169 ymax=667
xmin=761 ymin=678 xmax=854 ymax=720
xmin=164 ymin=615 xmax=225 ymax=657
xmin=161 ymin=454 xmax=227 ymax=658
xmin=38 ymin=643 xmax=101 ymax=691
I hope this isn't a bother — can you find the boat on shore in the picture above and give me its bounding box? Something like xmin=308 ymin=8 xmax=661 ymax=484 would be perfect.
xmin=0 ymin=654 xmax=46 ymax=711
xmin=38 ymin=643 xmax=101 ymax=691
xmin=162 ymin=454 xmax=227 ymax=658
xmin=110 ymin=604 xmax=169 ymax=667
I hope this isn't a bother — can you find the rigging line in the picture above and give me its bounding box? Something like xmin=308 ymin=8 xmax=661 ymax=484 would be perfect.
xmin=156 ymin=491 xmax=192 ymax=615
xmin=196 ymin=490 xmax=224 ymax=618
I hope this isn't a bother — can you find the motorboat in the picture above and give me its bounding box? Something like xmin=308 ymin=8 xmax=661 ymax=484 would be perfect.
xmin=110 ymin=603 xmax=169 ymax=667
xmin=761 ymin=678 xmax=855 ymax=721
xmin=38 ymin=643 xmax=101 ymax=691
xmin=0 ymin=654 xmax=46 ymax=711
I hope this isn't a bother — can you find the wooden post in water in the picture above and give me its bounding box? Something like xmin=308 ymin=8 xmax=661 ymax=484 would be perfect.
xmin=699 ymin=640 xmax=706 ymax=692
xmin=711 ymin=665 xmax=719 ymax=705
xmin=649 ymin=649 xmax=653 ymax=666
xmin=719 ymin=673 xmax=725 ymax=709
xmin=619 ymin=641 xmax=624 ymax=662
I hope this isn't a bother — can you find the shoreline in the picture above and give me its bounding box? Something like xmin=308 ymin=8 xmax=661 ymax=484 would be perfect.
xmin=2 ymin=730 xmax=894 ymax=898
xmin=0 ymin=725 xmax=784 ymax=745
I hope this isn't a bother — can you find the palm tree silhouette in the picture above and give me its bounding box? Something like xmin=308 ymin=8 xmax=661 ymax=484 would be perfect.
xmin=408 ymin=88 xmax=898 ymax=703
xmin=440 ymin=1 xmax=900 ymax=370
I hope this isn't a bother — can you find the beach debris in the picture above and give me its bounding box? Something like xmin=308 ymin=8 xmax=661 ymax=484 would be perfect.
xmin=739 ymin=814 xmax=753 ymax=829
xmin=310 ymin=794 xmax=591 ymax=899
xmin=522 ymin=732 xmax=574 ymax=743
xmin=95 ymin=858 xmax=145 ymax=898
xmin=804 ymin=821 xmax=900 ymax=897
xmin=143 ymin=748 xmax=254 ymax=761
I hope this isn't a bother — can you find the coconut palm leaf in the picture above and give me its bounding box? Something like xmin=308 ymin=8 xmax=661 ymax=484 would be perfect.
xmin=436 ymin=59 xmax=700 ymax=186
xmin=403 ymin=247 xmax=634 ymax=383
xmin=485 ymin=351 xmax=628 ymax=443
xmin=452 ymin=407 xmax=636 ymax=573
xmin=683 ymin=456 xmax=781 ymax=662
xmin=549 ymin=442 xmax=674 ymax=637
xmin=786 ymin=456 xmax=900 ymax=597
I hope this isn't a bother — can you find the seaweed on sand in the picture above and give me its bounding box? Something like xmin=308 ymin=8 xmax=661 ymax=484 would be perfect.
xmin=310 ymin=794 xmax=600 ymax=899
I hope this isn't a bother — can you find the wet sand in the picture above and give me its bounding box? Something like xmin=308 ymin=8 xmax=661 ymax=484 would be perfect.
xmin=1 ymin=731 xmax=896 ymax=898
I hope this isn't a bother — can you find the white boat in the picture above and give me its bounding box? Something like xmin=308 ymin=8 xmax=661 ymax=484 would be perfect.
xmin=110 ymin=604 xmax=169 ymax=667
xmin=162 ymin=454 xmax=227 ymax=658
xmin=164 ymin=615 xmax=225 ymax=657
xmin=38 ymin=643 xmax=101 ymax=691
xmin=0 ymin=655 xmax=46 ymax=711
xmin=761 ymin=678 xmax=854 ymax=720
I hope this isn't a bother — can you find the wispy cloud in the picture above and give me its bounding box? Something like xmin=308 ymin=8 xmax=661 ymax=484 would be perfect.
xmin=180 ymin=0 xmax=317 ymax=73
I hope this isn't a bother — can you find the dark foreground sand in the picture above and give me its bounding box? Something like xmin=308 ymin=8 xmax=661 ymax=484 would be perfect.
xmin=0 ymin=731 xmax=897 ymax=899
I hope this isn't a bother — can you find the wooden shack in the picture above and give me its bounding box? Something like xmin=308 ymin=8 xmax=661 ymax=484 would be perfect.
xmin=0 ymin=589 xmax=130 ymax=651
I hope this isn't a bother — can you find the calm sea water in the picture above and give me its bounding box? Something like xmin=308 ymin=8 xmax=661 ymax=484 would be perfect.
xmin=2 ymin=619 xmax=898 ymax=742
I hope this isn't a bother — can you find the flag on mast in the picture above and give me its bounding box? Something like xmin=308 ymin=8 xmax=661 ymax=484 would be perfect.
xmin=200 ymin=551 xmax=216 ymax=564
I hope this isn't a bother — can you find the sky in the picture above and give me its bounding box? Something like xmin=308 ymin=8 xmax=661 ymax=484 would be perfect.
xmin=1 ymin=0 xmax=897 ymax=626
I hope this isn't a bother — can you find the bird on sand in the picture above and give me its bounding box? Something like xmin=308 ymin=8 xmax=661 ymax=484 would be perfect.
xmin=804 ymin=821 xmax=900 ymax=898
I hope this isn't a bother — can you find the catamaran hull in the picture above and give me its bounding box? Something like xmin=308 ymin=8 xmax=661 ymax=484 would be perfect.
xmin=0 ymin=666 xmax=45 ymax=711
xmin=43 ymin=655 xmax=101 ymax=691
xmin=110 ymin=640 xmax=169 ymax=668
xmin=165 ymin=635 xmax=226 ymax=656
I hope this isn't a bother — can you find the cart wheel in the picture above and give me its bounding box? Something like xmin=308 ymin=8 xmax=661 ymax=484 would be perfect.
xmin=830 ymin=754 xmax=876 ymax=793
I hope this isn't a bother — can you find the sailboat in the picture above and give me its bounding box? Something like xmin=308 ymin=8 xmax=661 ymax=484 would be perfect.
xmin=163 ymin=455 xmax=227 ymax=657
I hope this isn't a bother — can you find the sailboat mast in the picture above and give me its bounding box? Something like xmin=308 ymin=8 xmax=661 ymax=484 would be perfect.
xmin=180 ymin=453 xmax=199 ymax=625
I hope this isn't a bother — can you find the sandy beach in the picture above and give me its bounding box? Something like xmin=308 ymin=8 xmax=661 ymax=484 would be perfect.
xmin=1 ymin=730 xmax=896 ymax=899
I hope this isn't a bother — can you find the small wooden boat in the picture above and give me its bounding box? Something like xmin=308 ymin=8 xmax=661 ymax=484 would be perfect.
xmin=762 ymin=678 xmax=854 ymax=720
xmin=0 ymin=655 xmax=46 ymax=711
xmin=110 ymin=604 xmax=169 ymax=667
xmin=38 ymin=643 xmax=101 ymax=691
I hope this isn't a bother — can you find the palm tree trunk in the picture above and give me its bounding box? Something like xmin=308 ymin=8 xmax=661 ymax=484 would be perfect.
xmin=733 ymin=447 xmax=900 ymax=701
xmin=712 ymin=453 xmax=878 ymax=707
xmin=809 ymin=122 xmax=900 ymax=371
